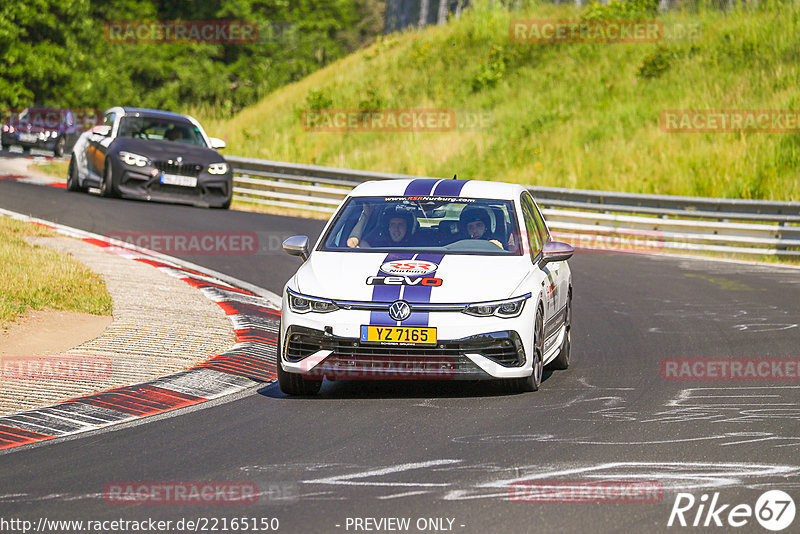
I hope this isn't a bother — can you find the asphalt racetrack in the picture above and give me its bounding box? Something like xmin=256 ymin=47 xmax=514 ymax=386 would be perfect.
xmin=1 ymin=164 xmax=798 ymax=533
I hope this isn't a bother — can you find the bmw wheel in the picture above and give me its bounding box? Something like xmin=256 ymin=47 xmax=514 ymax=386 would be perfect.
xmin=100 ymin=160 xmax=115 ymax=197
xmin=53 ymin=136 xmax=66 ymax=158
xmin=66 ymin=157 xmax=84 ymax=192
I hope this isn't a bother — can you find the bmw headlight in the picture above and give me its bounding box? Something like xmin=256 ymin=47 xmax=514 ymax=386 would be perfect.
xmin=119 ymin=151 xmax=150 ymax=167
xmin=287 ymin=288 xmax=339 ymax=314
xmin=463 ymin=294 xmax=530 ymax=318
xmin=208 ymin=162 xmax=229 ymax=175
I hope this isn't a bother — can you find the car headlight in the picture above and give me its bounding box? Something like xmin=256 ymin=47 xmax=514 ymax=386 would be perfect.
xmin=463 ymin=293 xmax=530 ymax=318
xmin=207 ymin=162 xmax=229 ymax=175
xmin=287 ymin=288 xmax=339 ymax=314
xmin=119 ymin=151 xmax=150 ymax=167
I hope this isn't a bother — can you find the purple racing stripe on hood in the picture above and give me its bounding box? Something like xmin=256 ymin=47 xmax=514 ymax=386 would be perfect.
xmin=370 ymin=252 xmax=415 ymax=325
xmin=368 ymin=179 xmax=444 ymax=326
xmin=400 ymin=253 xmax=445 ymax=327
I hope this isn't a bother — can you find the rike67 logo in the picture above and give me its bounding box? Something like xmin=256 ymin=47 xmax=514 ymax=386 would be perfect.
xmin=668 ymin=490 xmax=795 ymax=531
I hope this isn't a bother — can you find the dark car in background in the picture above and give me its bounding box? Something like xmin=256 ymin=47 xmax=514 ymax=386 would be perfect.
xmin=67 ymin=107 xmax=233 ymax=209
xmin=1 ymin=107 xmax=86 ymax=157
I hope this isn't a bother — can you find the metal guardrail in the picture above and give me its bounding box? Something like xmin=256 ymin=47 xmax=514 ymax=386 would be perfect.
xmin=226 ymin=155 xmax=800 ymax=257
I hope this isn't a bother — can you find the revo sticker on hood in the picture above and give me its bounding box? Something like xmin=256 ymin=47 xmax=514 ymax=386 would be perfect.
xmin=367 ymin=276 xmax=443 ymax=287
xmin=380 ymin=260 xmax=438 ymax=276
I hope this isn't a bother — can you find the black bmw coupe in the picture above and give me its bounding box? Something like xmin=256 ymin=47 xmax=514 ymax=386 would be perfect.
xmin=67 ymin=107 xmax=233 ymax=208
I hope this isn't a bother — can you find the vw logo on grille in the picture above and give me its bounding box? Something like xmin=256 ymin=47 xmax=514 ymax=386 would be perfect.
xmin=388 ymin=300 xmax=411 ymax=321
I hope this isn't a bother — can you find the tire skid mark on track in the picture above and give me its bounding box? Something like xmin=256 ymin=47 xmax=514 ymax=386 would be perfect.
xmin=0 ymin=213 xmax=281 ymax=451
xmin=232 ymin=459 xmax=800 ymax=502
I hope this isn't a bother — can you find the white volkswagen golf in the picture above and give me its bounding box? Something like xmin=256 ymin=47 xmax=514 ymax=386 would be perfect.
xmin=278 ymin=178 xmax=573 ymax=395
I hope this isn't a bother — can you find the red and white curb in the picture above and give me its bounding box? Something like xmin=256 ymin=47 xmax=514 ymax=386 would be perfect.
xmin=0 ymin=173 xmax=65 ymax=188
xmin=0 ymin=209 xmax=282 ymax=451
xmin=0 ymin=153 xmax=68 ymax=188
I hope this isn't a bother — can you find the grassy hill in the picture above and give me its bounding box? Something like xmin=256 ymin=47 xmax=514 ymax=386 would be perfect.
xmin=198 ymin=0 xmax=800 ymax=201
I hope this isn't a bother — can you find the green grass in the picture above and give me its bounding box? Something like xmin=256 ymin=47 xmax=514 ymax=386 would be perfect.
xmin=194 ymin=0 xmax=800 ymax=201
xmin=31 ymin=161 xmax=69 ymax=179
xmin=0 ymin=217 xmax=113 ymax=329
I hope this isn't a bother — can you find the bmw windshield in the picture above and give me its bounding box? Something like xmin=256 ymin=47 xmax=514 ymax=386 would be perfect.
xmin=117 ymin=116 xmax=207 ymax=146
xmin=321 ymin=196 xmax=522 ymax=255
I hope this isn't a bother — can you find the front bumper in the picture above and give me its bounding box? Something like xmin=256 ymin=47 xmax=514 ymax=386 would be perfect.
xmin=280 ymin=287 xmax=537 ymax=382
xmin=114 ymin=163 xmax=232 ymax=208
xmin=282 ymin=325 xmax=527 ymax=380
xmin=1 ymin=132 xmax=57 ymax=150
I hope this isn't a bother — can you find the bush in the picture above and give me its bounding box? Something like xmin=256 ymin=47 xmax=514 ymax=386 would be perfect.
xmin=582 ymin=0 xmax=660 ymax=21
xmin=638 ymin=46 xmax=675 ymax=79
xmin=471 ymin=45 xmax=507 ymax=91
xmin=304 ymin=89 xmax=334 ymax=110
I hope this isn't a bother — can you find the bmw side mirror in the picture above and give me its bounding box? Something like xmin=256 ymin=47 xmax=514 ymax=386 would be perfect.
xmin=209 ymin=137 xmax=226 ymax=150
xmin=540 ymin=240 xmax=574 ymax=265
xmin=283 ymin=235 xmax=310 ymax=261
xmin=93 ymin=125 xmax=111 ymax=137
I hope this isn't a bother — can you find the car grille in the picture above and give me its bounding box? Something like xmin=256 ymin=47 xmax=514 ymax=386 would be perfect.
xmin=284 ymin=327 xmax=524 ymax=368
xmin=154 ymin=160 xmax=203 ymax=177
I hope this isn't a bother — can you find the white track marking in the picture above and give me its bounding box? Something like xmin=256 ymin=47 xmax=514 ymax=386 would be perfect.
xmin=303 ymin=459 xmax=462 ymax=487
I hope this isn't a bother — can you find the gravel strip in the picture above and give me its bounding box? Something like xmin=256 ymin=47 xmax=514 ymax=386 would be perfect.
xmin=0 ymin=236 xmax=237 ymax=415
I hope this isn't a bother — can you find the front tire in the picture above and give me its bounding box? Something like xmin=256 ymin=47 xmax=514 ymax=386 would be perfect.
xmin=214 ymin=195 xmax=232 ymax=209
xmin=53 ymin=136 xmax=65 ymax=157
xmin=66 ymin=157 xmax=84 ymax=192
xmin=504 ymin=309 xmax=543 ymax=393
xmin=276 ymin=332 xmax=322 ymax=396
xmin=99 ymin=160 xmax=115 ymax=197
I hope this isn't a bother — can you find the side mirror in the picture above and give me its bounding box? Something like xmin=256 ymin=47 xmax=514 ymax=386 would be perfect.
xmin=540 ymin=240 xmax=574 ymax=265
xmin=93 ymin=125 xmax=112 ymax=137
xmin=283 ymin=235 xmax=310 ymax=261
xmin=209 ymin=137 xmax=226 ymax=150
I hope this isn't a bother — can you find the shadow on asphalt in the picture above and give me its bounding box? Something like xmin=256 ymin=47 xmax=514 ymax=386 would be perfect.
xmin=257 ymin=371 xmax=553 ymax=400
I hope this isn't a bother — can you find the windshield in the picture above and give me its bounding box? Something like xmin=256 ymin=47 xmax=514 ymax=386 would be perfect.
xmin=321 ymin=196 xmax=522 ymax=255
xmin=117 ymin=116 xmax=206 ymax=146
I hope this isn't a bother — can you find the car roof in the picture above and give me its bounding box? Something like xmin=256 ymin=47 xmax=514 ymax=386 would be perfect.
xmin=349 ymin=178 xmax=526 ymax=200
xmin=23 ymin=107 xmax=68 ymax=112
xmin=116 ymin=107 xmax=193 ymax=122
